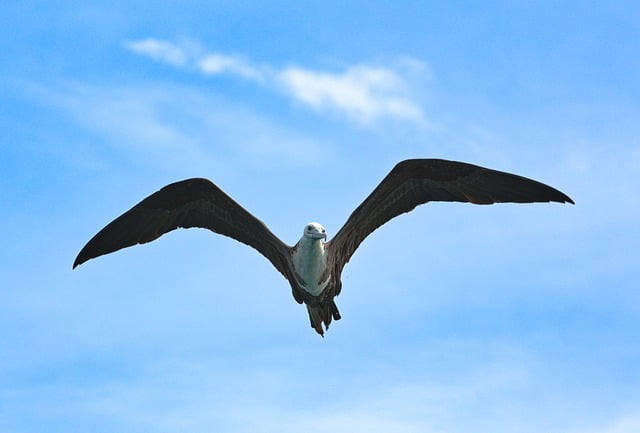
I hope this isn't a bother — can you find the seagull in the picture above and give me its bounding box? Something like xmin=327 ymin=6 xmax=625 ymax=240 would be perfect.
xmin=73 ymin=158 xmax=574 ymax=335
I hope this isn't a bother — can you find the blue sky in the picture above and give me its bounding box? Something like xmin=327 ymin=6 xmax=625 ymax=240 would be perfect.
xmin=1 ymin=1 xmax=639 ymax=432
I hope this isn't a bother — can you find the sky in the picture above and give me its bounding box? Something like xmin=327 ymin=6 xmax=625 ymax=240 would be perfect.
xmin=1 ymin=1 xmax=639 ymax=432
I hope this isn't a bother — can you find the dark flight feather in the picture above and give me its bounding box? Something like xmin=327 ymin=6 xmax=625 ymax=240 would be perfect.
xmin=73 ymin=179 xmax=298 ymax=290
xmin=326 ymin=159 xmax=574 ymax=287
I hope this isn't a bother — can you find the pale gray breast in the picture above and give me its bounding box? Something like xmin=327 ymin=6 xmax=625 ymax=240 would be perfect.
xmin=292 ymin=240 xmax=329 ymax=296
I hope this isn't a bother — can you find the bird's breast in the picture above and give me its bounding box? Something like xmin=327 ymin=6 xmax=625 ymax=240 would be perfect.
xmin=292 ymin=240 xmax=329 ymax=296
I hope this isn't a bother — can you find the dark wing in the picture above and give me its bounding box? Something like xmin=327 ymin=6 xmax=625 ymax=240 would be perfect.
xmin=327 ymin=158 xmax=574 ymax=281
xmin=73 ymin=178 xmax=295 ymax=283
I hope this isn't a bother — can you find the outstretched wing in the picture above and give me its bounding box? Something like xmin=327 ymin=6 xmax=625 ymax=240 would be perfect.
xmin=73 ymin=178 xmax=295 ymax=283
xmin=327 ymin=158 xmax=574 ymax=280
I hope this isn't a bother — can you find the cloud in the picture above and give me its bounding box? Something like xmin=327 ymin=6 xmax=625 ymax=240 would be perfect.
xmin=12 ymin=348 xmax=632 ymax=433
xmin=125 ymin=38 xmax=427 ymax=125
xmin=587 ymin=414 xmax=640 ymax=433
xmin=125 ymin=38 xmax=189 ymax=67
xmin=198 ymin=53 xmax=265 ymax=82
xmin=27 ymin=81 xmax=329 ymax=172
xmin=277 ymin=65 xmax=424 ymax=124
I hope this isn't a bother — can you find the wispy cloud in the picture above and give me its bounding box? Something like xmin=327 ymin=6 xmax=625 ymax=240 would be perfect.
xmin=124 ymin=38 xmax=427 ymax=125
xmin=11 ymin=349 xmax=631 ymax=433
xmin=125 ymin=38 xmax=189 ymax=67
xmin=278 ymin=65 xmax=424 ymax=123
xmin=587 ymin=414 xmax=640 ymax=433
xmin=28 ymin=81 xmax=329 ymax=172
xmin=198 ymin=53 xmax=266 ymax=82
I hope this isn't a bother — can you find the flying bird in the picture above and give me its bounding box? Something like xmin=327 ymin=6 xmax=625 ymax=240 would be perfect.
xmin=74 ymin=159 xmax=574 ymax=335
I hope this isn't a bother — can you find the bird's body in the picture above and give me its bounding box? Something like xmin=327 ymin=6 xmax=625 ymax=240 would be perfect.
xmin=292 ymin=223 xmax=329 ymax=297
xmin=74 ymin=158 xmax=574 ymax=335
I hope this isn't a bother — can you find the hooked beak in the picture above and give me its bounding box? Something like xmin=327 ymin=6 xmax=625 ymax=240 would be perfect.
xmin=312 ymin=232 xmax=327 ymax=240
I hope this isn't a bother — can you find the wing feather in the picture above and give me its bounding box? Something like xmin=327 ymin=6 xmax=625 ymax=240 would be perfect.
xmin=327 ymin=159 xmax=574 ymax=280
xmin=73 ymin=178 xmax=294 ymax=283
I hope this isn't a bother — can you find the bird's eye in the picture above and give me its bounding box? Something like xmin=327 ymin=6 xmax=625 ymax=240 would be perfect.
xmin=307 ymin=225 xmax=312 ymax=230
xmin=322 ymin=229 xmax=326 ymax=233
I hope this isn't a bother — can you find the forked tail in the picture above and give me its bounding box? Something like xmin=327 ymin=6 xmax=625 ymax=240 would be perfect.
xmin=306 ymin=299 xmax=341 ymax=336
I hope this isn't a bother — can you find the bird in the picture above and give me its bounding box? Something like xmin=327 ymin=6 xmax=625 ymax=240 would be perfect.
xmin=73 ymin=158 xmax=574 ymax=335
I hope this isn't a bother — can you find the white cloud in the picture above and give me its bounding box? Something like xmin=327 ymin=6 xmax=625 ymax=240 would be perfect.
xmin=28 ymin=81 xmax=329 ymax=172
xmin=277 ymin=65 xmax=424 ymax=124
xmin=124 ymin=38 xmax=428 ymax=125
xmin=198 ymin=53 xmax=265 ymax=82
xmin=125 ymin=38 xmax=188 ymax=67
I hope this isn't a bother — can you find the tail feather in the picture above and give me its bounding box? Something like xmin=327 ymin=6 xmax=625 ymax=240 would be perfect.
xmin=306 ymin=300 xmax=341 ymax=336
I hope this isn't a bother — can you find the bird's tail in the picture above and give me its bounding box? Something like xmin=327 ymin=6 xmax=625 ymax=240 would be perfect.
xmin=306 ymin=300 xmax=341 ymax=337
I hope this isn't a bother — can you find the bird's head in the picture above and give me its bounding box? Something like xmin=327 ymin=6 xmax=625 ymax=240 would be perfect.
xmin=304 ymin=222 xmax=327 ymax=241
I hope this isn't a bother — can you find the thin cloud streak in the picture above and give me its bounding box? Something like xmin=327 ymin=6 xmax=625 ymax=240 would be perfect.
xmin=125 ymin=39 xmax=189 ymax=67
xmin=589 ymin=415 xmax=640 ymax=433
xmin=27 ymin=81 xmax=329 ymax=172
xmin=8 ymin=347 xmax=626 ymax=433
xmin=124 ymin=38 xmax=428 ymax=125
xmin=198 ymin=53 xmax=266 ymax=82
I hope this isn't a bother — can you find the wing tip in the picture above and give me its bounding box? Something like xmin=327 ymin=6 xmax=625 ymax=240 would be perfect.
xmin=553 ymin=190 xmax=575 ymax=205
xmin=72 ymin=255 xmax=84 ymax=269
xmin=72 ymin=248 xmax=93 ymax=269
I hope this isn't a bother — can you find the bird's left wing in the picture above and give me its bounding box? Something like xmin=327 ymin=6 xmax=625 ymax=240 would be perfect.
xmin=327 ymin=158 xmax=574 ymax=289
xmin=73 ymin=178 xmax=296 ymax=287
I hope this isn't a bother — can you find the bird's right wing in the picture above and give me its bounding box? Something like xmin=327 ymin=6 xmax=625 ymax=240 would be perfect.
xmin=73 ymin=178 xmax=297 ymax=290
xmin=327 ymin=159 xmax=574 ymax=285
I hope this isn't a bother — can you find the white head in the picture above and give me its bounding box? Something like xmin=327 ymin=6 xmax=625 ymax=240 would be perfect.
xmin=303 ymin=222 xmax=327 ymax=241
